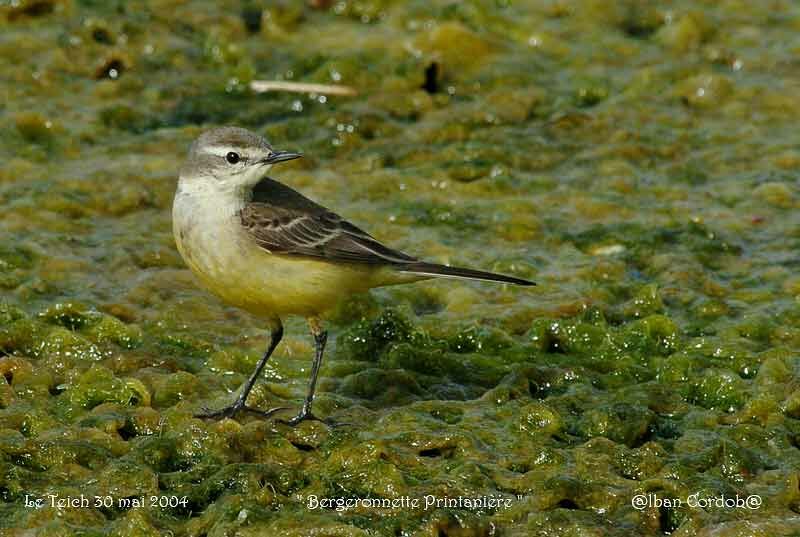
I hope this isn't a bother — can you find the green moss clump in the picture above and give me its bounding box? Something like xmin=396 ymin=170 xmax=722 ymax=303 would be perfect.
xmin=0 ymin=460 xmax=28 ymax=502
xmin=152 ymin=330 xmax=214 ymax=359
xmin=530 ymin=320 xmax=608 ymax=355
xmin=425 ymin=404 xmax=464 ymax=425
xmin=14 ymin=113 xmax=58 ymax=145
xmin=66 ymin=364 xmax=151 ymax=411
xmin=337 ymin=369 xmax=422 ymax=404
xmin=78 ymin=408 xmax=127 ymax=437
xmin=206 ymin=348 xmax=257 ymax=375
xmin=519 ymin=402 xmax=563 ymax=437
xmin=83 ymin=315 xmax=142 ymax=349
xmin=39 ymin=302 xmax=102 ymax=330
xmin=380 ymin=343 xmax=455 ymax=378
xmin=783 ymin=390 xmax=800 ymax=419
xmin=39 ymin=326 xmax=105 ymax=363
xmin=615 ymin=442 xmax=667 ymax=480
xmin=447 ymin=325 xmax=515 ymax=354
xmin=575 ymin=83 xmax=609 ymax=108
xmin=108 ymin=509 xmax=164 ymax=537
xmin=688 ymin=369 xmax=746 ymax=412
xmin=622 ymin=284 xmax=665 ymax=319
xmin=618 ymin=4 xmax=664 ymax=38
xmin=414 ymin=22 xmax=493 ymax=73
xmin=396 ymin=200 xmax=484 ymax=231
xmin=123 ymin=407 xmax=162 ymax=438
xmin=151 ymin=371 xmax=202 ymax=408
xmin=0 ymin=303 xmax=26 ymax=326
xmin=166 ymin=91 xmax=295 ymax=128
xmin=335 ymin=309 xmax=417 ymax=361
xmin=99 ymin=104 xmax=160 ymax=133
xmin=94 ymin=459 xmax=159 ymax=499
xmin=131 ymin=436 xmax=190 ymax=473
xmin=656 ymin=352 xmax=694 ymax=385
xmin=677 ymin=74 xmax=733 ymax=108
xmin=574 ymin=403 xmax=654 ymax=447
xmin=0 ymin=245 xmax=36 ymax=272
xmin=716 ymin=439 xmax=764 ymax=482
xmin=326 ymin=292 xmax=380 ymax=326
xmin=621 ymin=314 xmax=680 ymax=356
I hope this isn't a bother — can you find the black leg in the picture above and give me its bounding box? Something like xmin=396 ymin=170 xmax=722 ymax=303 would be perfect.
xmin=196 ymin=321 xmax=285 ymax=419
xmin=285 ymin=320 xmax=328 ymax=426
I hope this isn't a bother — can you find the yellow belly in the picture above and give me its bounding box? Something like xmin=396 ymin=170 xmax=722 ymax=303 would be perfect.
xmin=173 ymin=207 xmax=396 ymax=318
xmin=192 ymin=249 xmax=381 ymax=318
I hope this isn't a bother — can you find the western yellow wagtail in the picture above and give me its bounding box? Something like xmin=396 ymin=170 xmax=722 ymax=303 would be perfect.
xmin=173 ymin=127 xmax=533 ymax=425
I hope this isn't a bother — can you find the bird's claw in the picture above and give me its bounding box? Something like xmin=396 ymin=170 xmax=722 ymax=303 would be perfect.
xmin=280 ymin=410 xmax=347 ymax=428
xmin=282 ymin=411 xmax=318 ymax=426
xmin=244 ymin=405 xmax=288 ymax=418
xmin=195 ymin=405 xmax=238 ymax=419
xmin=195 ymin=403 xmax=287 ymax=420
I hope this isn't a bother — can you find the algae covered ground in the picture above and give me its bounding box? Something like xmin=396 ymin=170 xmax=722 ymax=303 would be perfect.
xmin=2 ymin=0 xmax=800 ymax=535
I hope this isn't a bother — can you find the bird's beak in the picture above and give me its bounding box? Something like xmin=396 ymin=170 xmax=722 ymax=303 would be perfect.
xmin=261 ymin=151 xmax=302 ymax=165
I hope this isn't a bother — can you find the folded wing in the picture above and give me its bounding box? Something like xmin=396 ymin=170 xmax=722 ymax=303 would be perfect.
xmin=240 ymin=177 xmax=418 ymax=265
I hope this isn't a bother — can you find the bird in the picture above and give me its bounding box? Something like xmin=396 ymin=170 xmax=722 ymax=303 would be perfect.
xmin=173 ymin=126 xmax=534 ymax=425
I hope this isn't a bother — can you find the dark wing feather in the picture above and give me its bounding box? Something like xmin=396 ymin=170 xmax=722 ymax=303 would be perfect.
xmin=240 ymin=177 xmax=417 ymax=265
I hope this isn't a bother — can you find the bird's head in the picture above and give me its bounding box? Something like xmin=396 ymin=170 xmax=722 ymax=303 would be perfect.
xmin=178 ymin=126 xmax=301 ymax=194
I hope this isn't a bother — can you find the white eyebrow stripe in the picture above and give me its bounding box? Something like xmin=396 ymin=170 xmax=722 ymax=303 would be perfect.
xmin=203 ymin=145 xmax=248 ymax=158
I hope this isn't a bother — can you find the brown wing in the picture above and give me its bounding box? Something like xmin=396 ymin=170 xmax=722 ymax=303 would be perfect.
xmin=240 ymin=177 xmax=418 ymax=266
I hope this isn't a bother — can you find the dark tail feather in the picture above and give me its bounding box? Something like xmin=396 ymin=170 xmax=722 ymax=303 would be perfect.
xmin=399 ymin=262 xmax=535 ymax=286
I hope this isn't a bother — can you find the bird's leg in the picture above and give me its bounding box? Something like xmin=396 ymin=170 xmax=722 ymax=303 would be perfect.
xmin=284 ymin=317 xmax=328 ymax=426
xmin=196 ymin=320 xmax=286 ymax=419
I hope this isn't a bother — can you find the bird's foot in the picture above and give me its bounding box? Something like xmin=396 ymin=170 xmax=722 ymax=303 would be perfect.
xmin=195 ymin=402 xmax=287 ymax=420
xmin=282 ymin=410 xmax=320 ymax=426
xmin=280 ymin=408 xmax=347 ymax=427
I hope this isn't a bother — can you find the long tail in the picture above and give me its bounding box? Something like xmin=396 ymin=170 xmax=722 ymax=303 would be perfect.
xmin=399 ymin=262 xmax=535 ymax=286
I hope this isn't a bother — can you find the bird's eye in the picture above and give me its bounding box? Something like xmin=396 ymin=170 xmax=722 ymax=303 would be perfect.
xmin=226 ymin=152 xmax=241 ymax=164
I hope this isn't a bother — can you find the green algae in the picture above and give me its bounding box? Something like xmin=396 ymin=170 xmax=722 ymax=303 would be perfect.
xmin=2 ymin=0 xmax=800 ymax=535
xmin=65 ymin=365 xmax=151 ymax=411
